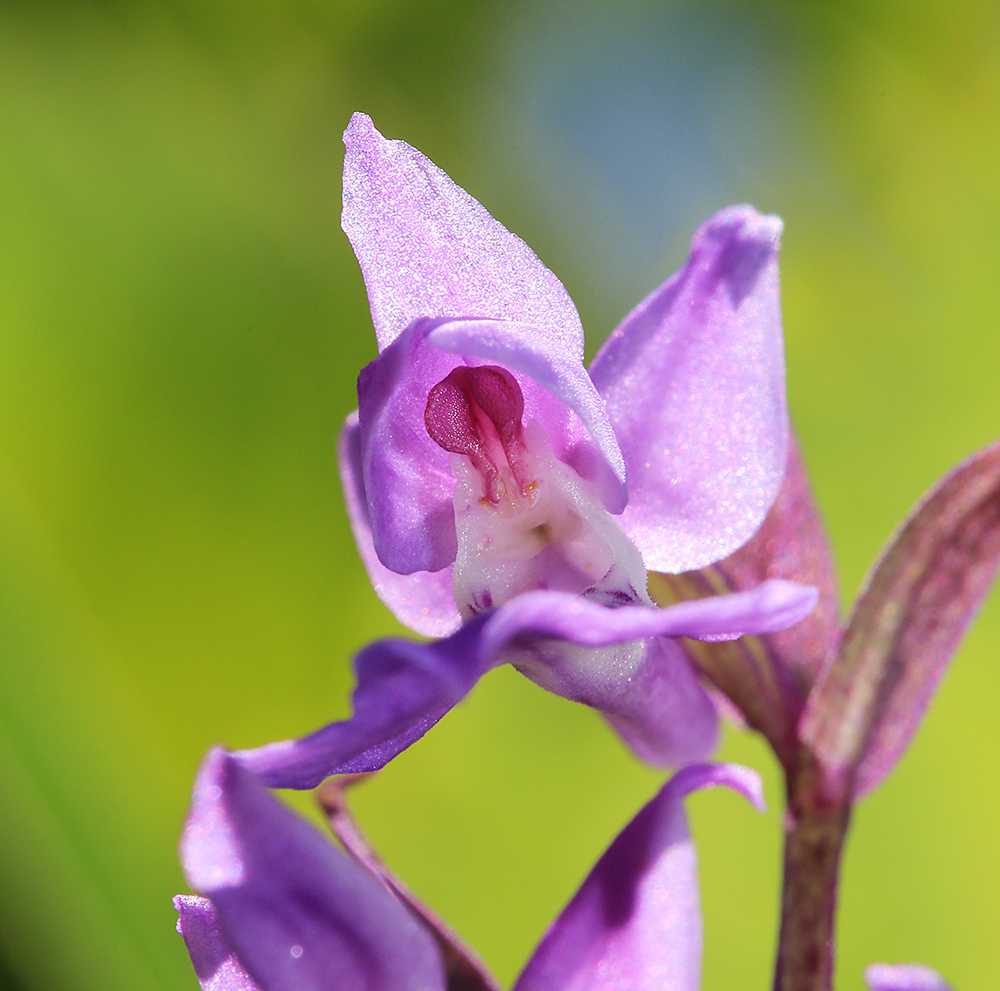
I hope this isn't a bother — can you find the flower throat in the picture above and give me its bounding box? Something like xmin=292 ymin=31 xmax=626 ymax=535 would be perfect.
xmin=424 ymin=365 xmax=536 ymax=507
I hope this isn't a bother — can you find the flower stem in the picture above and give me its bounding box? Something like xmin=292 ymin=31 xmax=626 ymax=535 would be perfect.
xmin=773 ymin=746 xmax=852 ymax=991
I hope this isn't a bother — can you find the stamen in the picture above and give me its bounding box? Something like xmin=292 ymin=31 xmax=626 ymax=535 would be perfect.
xmin=425 ymin=365 xmax=532 ymax=503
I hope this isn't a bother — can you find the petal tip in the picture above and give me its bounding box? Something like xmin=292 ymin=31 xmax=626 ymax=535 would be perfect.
xmin=173 ymin=893 xmax=214 ymax=936
xmin=755 ymin=579 xmax=820 ymax=632
xmin=194 ymin=746 xmax=231 ymax=793
xmin=172 ymin=894 xmax=187 ymax=935
xmin=745 ymin=208 xmax=783 ymax=248
xmin=344 ymin=111 xmax=377 ymax=146
xmin=734 ymin=765 xmax=768 ymax=814
xmin=699 ymin=204 xmax=783 ymax=250
xmin=669 ymin=762 xmax=767 ymax=813
xmin=865 ymin=963 xmax=953 ymax=991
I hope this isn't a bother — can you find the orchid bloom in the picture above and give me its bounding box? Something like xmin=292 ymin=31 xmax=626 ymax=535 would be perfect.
xmin=176 ymin=750 xmax=765 ymax=991
xmin=230 ymin=115 xmax=818 ymax=787
xmin=176 ymin=753 xmax=946 ymax=991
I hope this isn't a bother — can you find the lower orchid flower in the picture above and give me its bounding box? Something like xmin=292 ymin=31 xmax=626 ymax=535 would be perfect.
xmin=175 ymin=753 xmax=948 ymax=991
xmin=229 ymin=114 xmax=818 ymax=785
xmin=176 ymin=750 xmax=765 ymax=991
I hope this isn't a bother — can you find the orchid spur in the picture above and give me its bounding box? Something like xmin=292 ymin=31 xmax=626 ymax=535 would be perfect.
xmin=232 ymin=113 xmax=817 ymax=787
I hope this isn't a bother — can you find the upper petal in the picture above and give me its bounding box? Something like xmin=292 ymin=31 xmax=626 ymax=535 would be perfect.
xmin=865 ymin=964 xmax=953 ymax=991
xmin=342 ymin=113 xmax=584 ymax=353
xmin=339 ymin=410 xmax=461 ymax=636
xmin=180 ymin=750 xmax=446 ymax=991
xmin=589 ymin=205 xmax=788 ymax=573
xmin=513 ymin=764 xmax=765 ymax=991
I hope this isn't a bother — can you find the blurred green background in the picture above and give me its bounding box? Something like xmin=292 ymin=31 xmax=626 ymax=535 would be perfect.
xmin=0 ymin=0 xmax=997 ymax=988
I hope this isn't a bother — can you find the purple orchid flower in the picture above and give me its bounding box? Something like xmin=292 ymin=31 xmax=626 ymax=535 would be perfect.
xmin=339 ymin=113 xmax=790 ymax=625
xmin=230 ymin=115 xmax=818 ymax=787
xmin=176 ymin=749 xmax=765 ymax=991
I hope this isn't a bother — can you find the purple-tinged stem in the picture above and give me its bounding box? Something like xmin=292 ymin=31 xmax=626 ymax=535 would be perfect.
xmin=774 ymin=745 xmax=851 ymax=991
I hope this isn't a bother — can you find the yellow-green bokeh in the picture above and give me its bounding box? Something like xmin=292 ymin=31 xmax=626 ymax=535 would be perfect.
xmin=0 ymin=2 xmax=997 ymax=989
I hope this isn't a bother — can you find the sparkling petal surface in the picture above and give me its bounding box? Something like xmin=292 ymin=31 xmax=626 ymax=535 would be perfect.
xmin=649 ymin=432 xmax=839 ymax=759
xmin=513 ymin=764 xmax=765 ymax=991
xmin=801 ymin=438 xmax=1000 ymax=798
xmin=338 ymin=411 xmax=460 ymax=637
xmin=174 ymin=895 xmax=263 ymax=991
xmin=865 ymin=963 xmax=953 ymax=991
xmin=342 ymin=112 xmax=583 ymax=353
xmin=589 ymin=205 xmax=788 ymax=573
xmin=236 ymin=580 xmax=816 ymax=787
xmin=180 ymin=751 xmax=446 ymax=991
xmin=683 ymin=431 xmax=840 ymax=691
